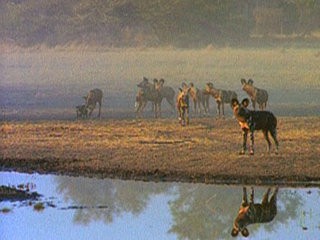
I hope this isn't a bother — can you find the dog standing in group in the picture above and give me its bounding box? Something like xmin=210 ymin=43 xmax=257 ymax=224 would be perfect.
xmin=231 ymin=98 xmax=279 ymax=155
xmin=177 ymin=87 xmax=190 ymax=126
xmin=241 ymin=79 xmax=268 ymax=110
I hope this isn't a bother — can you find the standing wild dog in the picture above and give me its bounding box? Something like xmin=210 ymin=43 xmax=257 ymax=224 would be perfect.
xmin=197 ymin=88 xmax=210 ymax=115
xmin=231 ymin=98 xmax=279 ymax=155
xmin=137 ymin=77 xmax=162 ymax=118
xmin=154 ymin=78 xmax=176 ymax=112
xmin=134 ymin=89 xmax=147 ymax=117
xmin=241 ymin=79 xmax=268 ymax=110
xmin=76 ymin=104 xmax=88 ymax=119
xmin=231 ymin=187 xmax=278 ymax=238
xmin=205 ymin=82 xmax=237 ymax=117
xmin=177 ymin=87 xmax=190 ymax=126
xmin=134 ymin=88 xmax=157 ymax=118
xmin=183 ymin=82 xmax=209 ymax=115
xmin=137 ymin=77 xmax=175 ymax=118
xmin=84 ymin=88 xmax=103 ymax=118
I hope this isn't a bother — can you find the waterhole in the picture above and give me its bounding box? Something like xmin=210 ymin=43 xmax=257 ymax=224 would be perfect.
xmin=0 ymin=172 xmax=319 ymax=240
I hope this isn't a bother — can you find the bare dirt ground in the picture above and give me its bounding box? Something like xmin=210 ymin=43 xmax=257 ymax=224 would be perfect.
xmin=1 ymin=48 xmax=319 ymax=187
xmin=1 ymin=117 xmax=319 ymax=187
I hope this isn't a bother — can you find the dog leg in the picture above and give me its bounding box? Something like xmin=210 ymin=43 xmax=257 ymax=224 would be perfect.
xmin=249 ymin=130 xmax=254 ymax=155
xmin=270 ymin=128 xmax=279 ymax=154
xmin=240 ymin=129 xmax=248 ymax=155
xmin=263 ymin=130 xmax=271 ymax=153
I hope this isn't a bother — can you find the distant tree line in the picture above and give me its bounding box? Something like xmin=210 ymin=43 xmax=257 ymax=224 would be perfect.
xmin=1 ymin=0 xmax=319 ymax=47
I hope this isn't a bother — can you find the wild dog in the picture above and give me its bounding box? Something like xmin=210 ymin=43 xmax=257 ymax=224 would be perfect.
xmin=84 ymin=88 xmax=103 ymax=118
xmin=134 ymin=88 xmax=156 ymax=118
xmin=76 ymin=104 xmax=88 ymax=119
xmin=184 ymin=82 xmax=210 ymax=115
xmin=241 ymin=79 xmax=268 ymax=110
xmin=135 ymin=89 xmax=147 ymax=117
xmin=137 ymin=77 xmax=162 ymax=118
xmin=197 ymin=88 xmax=210 ymax=115
xmin=231 ymin=187 xmax=278 ymax=238
xmin=205 ymin=82 xmax=237 ymax=117
xmin=231 ymin=98 xmax=279 ymax=155
xmin=182 ymin=82 xmax=198 ymax=114
xmin=177 ymin=87 xmax=190 ymax=126
xmin=155 ymin=78 xmax=176 ymax=112
xmin=137 ymin=77 xmax=175 ymax=118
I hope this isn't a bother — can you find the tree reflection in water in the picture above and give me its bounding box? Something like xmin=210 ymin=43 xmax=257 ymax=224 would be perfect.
xmin=55 ymin=176 xmax=172 ymax=225
xmin=55 ymin=175 xmax=316 ymax=239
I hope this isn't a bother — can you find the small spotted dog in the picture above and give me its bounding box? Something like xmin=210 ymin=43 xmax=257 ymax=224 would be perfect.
xmin=76 ymin=104 xmax=88 ymax=119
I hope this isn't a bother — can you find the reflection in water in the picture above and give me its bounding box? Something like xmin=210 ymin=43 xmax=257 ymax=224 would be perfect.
xmin=167 ymin=185 xmax=303 ymax=239
xmin=55 ymin=175 xmax=172 ymax=225
xmin=231 ymin=187 xmax=278 ymax=238
xmin=0 ymin=172 xmax=320 ymax=240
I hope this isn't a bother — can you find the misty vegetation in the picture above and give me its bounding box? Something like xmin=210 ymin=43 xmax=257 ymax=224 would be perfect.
xmin=1 ymin=0 xmax=319 ymax=47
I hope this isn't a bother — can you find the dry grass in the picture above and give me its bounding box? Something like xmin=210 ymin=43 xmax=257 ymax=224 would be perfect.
xmin=1 ymin=117 xmax=320 ymax=186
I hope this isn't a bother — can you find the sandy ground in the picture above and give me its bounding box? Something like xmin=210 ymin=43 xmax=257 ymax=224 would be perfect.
xmin=1 ymin=117 xmax=320 ymax=187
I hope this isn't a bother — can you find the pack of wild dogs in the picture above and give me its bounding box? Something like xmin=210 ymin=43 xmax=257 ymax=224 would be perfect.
xmin=76 ymin=77 xmax=279 ymax=155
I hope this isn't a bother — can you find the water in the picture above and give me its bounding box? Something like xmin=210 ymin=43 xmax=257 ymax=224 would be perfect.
xmin=0 ymin=172 xmax=319 ymax=240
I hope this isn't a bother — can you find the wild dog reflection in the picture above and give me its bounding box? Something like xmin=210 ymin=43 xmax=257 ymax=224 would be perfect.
xmin=231 ymin=187 xmax=278 ymax=238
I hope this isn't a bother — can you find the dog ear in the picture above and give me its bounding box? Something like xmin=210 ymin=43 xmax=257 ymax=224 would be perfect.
xmin=181 ymin=82 xmax=187 ymax=88
xmin=241 ymin=228 xmax=249 ymax=237
xmin=143 ymin=77 xmax=148 ymax=82
xmin=179 ymin=87 xmax=183 ymax=92
xmin=159 ymin=78 xmax=165 ymax=84
xmin=241 ymin=78 xmax=247 ymax=85
xmin=231 ymin=228 xmax=239 ymax=237
xmin=241 ymin=98 xmax=250 ymax=108
xmin=231 ymin=98 xmax=239 ymax=106
xmin=248 ymin=79 xmax=254 ymax=85
xmin=153 ymin=78 xmax=158 ymax=84
xmin=206 ymin=82 xmax=213 ymax=88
